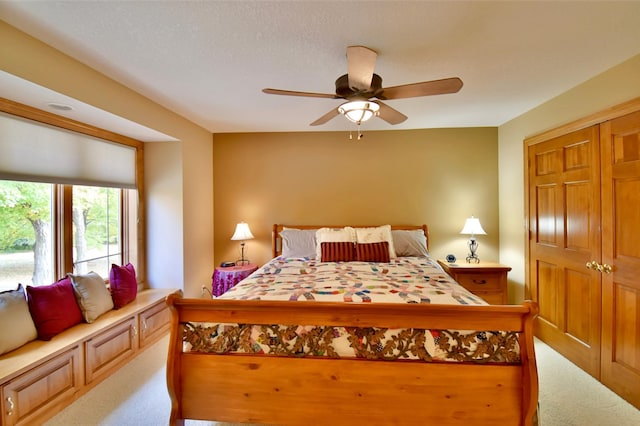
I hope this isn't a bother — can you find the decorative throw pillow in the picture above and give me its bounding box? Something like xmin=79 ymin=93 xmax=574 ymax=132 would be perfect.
xmin=355 ymin=225 xmax=397 ymax=259
xmin=315 ymin=227 xmax=356 ymax=260
xmin=109 ymin=263 xmax=138 ymax=309
xmin=321 ymin=241 xmax=356 ymax=262
xmin=69 ymin=272 xmax=114 ymax=323
xmin=0 ymin=284 xmax=38 ymax=354
xmin=391 ymin=229 xmax=429 ymax=257
xmin=280 ymin=228 xmax=317 ymax=258
xmin=27 ymin=277 xmax=83 ymax=341
xmin=356 ymin=241 xmax=391 ymax=262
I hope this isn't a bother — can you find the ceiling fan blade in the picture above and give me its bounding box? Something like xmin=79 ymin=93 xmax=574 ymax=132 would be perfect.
xmin=347 ymin=46 xmax=377 ymax=92
xmin=263 ymin=88 xmax=337 ymax=99
xmin=310 ymin=108 xmax=340 ymax=126
xmin=378 ymin=77 xmax=463 ymax=100
xmin=376 ymin=101 xmax=408 ymax=125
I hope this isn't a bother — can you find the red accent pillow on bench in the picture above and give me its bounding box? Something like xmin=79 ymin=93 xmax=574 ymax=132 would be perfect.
xmin=109 ymin=263 xmax=138 ymax=309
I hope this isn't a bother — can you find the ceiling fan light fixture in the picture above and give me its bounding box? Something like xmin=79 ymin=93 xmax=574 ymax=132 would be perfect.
xmin=338 ymin=100 xmax=380 ymax=125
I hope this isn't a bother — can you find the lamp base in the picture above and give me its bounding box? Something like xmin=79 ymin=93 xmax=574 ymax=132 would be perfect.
xmin=236 ymin=241 xmax=250 ymax=265
xmin=466 ymin=253 xmax=480 ymax=263
xmin=466 ymin=237 xmax=480 ymax=263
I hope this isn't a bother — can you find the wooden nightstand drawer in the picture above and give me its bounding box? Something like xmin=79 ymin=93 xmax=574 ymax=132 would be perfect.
xmin=455 ymin=273 xmax=502 ymax=292
xmin=437 ymin=260 xmax=511 ymax=304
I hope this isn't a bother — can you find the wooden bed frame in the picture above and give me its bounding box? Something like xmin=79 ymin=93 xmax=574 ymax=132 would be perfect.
xmin=166 ymin=225 xmax=539 ymax=425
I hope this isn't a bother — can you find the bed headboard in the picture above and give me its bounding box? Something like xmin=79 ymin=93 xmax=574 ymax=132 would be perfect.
xmin=272 ymin=224 xmax=429 ymax=258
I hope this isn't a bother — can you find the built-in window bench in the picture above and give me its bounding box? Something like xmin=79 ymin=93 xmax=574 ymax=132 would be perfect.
xmin=0 ymin=288 xmax=178 ymax=426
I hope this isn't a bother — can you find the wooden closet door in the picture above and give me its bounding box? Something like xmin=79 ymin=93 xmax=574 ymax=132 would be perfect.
xmin=600 ymin=110 xmax=640 ymax=408
xmin=528 ymin=125 xmax=602 ymax=377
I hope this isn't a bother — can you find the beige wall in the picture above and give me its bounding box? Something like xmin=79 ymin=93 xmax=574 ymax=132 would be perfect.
xmin=213 ymin=128 xmax=499 ymax=267
xmin=1 ymin=21 xmax=214 ymax=297
xmin=498 ymin=54 xmax=640 ymax=303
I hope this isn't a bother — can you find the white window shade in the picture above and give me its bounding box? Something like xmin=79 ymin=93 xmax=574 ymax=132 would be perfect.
xmin=0 ymin=112 xmax=137 ymax=188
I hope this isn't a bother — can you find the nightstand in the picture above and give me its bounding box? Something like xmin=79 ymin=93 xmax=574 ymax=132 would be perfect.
xmin=211 ymin=263 xmax=258 ymax=296
xmin=437 ymin=259 xmax=511 ymax=304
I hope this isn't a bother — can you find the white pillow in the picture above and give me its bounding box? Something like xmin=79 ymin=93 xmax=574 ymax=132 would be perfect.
xmin=392 ymin=229 xmax=429 ymax=257
xmin=315 ymin=227 xmax=356 ymax=260
xmin=0 ymin=284 xmax=38 ymax=355
xmin=69 ymin=272 xmax=114 ymax=323
xmin=280 ymin=228 xmax=317 ymax=258
xmin=355 ymin=225 xmax=396 ymax=259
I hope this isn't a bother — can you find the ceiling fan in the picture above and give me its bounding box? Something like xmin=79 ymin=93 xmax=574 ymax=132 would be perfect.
xmin=262 ymin=45 xmax=463 ymax=127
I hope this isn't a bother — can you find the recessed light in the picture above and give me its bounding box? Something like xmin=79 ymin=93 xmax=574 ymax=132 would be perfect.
xmin=46 ymin=102 xmax=74 ymax=111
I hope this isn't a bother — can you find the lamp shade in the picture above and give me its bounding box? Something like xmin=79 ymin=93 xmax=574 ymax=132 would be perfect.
xmin=338 ymin=100 xmax=380 ymax=125
xmin=231 ymin=222 xmax=254 ymax=241
xmin=460 ymin=216 xmax=487 ymax=236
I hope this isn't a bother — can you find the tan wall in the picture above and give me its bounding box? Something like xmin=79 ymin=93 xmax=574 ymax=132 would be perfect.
xmin=1 ymin=21 xmax=214 ymax=297
xmin=213 ymin=128 xmax=499 ymax=267
xmin=498 ymin=53 xmax=640 ymax=304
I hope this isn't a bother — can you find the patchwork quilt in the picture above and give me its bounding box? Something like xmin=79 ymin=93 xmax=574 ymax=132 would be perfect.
xmin=184 ymin=257 xmax=521 ymax=363
xmin=218 ymin=256 xmax=484 ymax=304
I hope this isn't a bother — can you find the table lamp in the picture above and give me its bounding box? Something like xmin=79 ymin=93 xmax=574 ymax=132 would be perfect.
xmin=460 ymin=216 xmax=486 ymax=263
xmin=231 ymin=222 xmax=254 ymax=265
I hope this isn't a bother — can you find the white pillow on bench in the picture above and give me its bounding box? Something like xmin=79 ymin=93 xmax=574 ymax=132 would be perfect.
xmin=0 ymin=284 xmax=37 ymax=355
xmin=69 ymin=272 xmax=114 ymax=323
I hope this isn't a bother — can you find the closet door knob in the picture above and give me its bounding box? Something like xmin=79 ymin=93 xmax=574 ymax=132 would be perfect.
xmin=586 ymin=261 xmax=599 ymax=270
xmin=602 ymin=264 xmax=612 ymax=274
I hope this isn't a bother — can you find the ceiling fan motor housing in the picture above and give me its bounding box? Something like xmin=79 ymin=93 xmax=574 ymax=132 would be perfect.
xmin=335 ymin=73 xmax=383 ymax=99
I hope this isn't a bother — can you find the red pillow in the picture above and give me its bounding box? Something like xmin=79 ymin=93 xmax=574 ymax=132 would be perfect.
xmin=109 ymin=263 xmax=138 ymax=309
xmin=26 ymin=277 xmax=83 ymax=340
xmin=320 ymin=241 xmax=355 ymax=262
xmin=356 ymin=241 xmax=390 ymax=262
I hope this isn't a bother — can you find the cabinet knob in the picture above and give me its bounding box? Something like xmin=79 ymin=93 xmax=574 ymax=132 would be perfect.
xmin=472 ymin=279 xmax=487 ymax=285
xmin=602 ymin=263 xmax=612 ymax=274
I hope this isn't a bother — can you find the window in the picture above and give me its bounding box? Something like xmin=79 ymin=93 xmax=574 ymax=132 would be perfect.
xmin=0 ymin=100 xmax=144 ymax=292
xmin=72 ymin=185 xmax=121 ymax=276
xmin=0 ymin=181 xmax=137 ymax=292
xmin=0 ymin=180 xmax=54 ymax=290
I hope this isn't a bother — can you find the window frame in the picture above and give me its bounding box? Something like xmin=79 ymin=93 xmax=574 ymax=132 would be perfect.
xmin=1 ymin=98 xmax=145 ymax=284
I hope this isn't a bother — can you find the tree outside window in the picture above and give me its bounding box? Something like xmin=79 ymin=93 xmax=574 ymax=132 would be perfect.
xmin=0 ymin=180 xmax=53 ymax=291
xmin=72 ymin=186 xmax=121 ymax=276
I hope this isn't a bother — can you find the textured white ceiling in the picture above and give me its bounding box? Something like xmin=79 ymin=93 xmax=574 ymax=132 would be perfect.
xmin=1 ymin=1 xmax=640 ymax=138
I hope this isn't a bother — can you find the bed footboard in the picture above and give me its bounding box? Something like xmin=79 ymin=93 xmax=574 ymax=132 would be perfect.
xmin=166 ymin=293 xmax=539 ymax=425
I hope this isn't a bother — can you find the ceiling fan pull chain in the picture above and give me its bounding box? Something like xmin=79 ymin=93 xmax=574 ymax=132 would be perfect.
xmin=357 ymin=124 xmax=363 ymax=140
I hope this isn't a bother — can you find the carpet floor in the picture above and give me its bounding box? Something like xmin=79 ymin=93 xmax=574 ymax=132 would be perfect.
xmin=44 ymin=335 xmax=640 ymax=425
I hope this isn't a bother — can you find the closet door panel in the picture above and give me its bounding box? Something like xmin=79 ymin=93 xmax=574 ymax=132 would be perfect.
xmin=528 ymin=126 xmax=602 ymax=377
xmin=536 ymin=185 xmax=558 ymax=245
xmin=536 ymin=260 xmax=560 ymax=327
xmin=601 ymin=110 xmax=640 ymax=408
xmin=564 ymin=269 xmax=594 ymax=343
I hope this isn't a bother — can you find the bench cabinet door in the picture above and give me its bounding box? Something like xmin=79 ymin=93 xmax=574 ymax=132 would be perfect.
xmin=139 ymin=300 xmax=171 ymax=349
xmin=84 ymin=317 xmax=138 ymax=385
xmin=1 ymin=347 xmax=81 ymax=426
